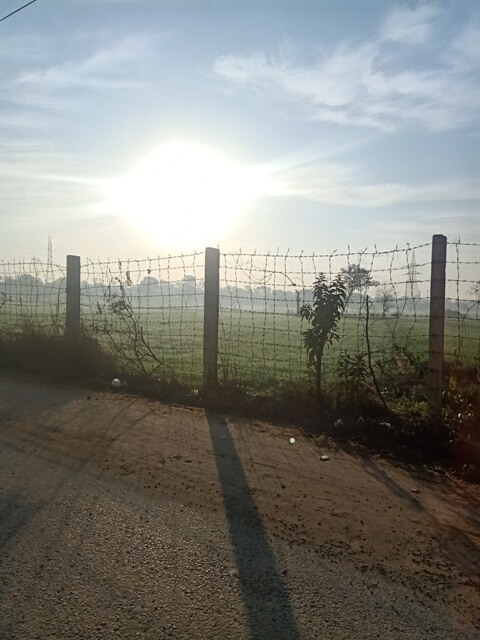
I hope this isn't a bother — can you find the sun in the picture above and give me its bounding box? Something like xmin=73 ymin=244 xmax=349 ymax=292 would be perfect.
xmin=103 ymin=141 xmax=269 ymax=247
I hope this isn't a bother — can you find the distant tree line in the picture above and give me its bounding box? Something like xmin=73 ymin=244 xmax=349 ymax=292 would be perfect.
xmin=1 ymin=269 xmax=479 ymax=317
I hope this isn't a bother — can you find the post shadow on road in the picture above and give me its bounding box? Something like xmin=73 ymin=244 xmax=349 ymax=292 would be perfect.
xmin=360 ymin=457 xmax=424 ymax=510
xmin=206 ymin=412 xmax=301 ymax=640
xmin=0 ymin=494 xmax=38 ymax=556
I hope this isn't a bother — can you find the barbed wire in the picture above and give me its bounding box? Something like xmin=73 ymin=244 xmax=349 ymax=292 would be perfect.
xmin=445 ymin=240 xmax=480 ymax=363
xmin=0 ymin=241 xmax=479 ymax=394
xmin=80 ymin=253 xmax=205 ymax=384
xmin=218 ymin=242 xmax=479 ymax=389
xmin=0 ymin=259 xmax=66 ymax=335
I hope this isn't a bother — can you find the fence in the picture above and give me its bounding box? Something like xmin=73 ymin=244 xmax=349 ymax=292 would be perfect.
xmin=1 ymin=235 xmax=479 ymax=417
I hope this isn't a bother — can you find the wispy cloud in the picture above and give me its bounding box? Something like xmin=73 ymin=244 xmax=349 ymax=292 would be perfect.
xmin=373 ymin=213 xmax=480 ymax=246
xmin=17 ymin=34 xmax=150 ymax=92
xmin=0 ymin=31 xmax=157 ymax=134
xmin=379 ymin=4 xmax=439 ymax=44
xmin=0 ymin=27 xmax=158 ymax=201
xmin=267 ymin=157 xmax=480 ymax=207
xmin=448 ymin=22 xmax=480 ymax=69
xmin=214 ymin=5 xmax=480 ymax=131
xmin=0 ymin=33 xmax=47 ymax=63
xmin=0 ymin=112 xmax=50 ymax=129
xmin=0 ymin=137 xmax=106 ymax=223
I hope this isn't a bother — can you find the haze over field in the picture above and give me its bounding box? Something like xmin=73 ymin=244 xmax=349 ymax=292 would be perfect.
xmin=1 ymin=0 xmax=479 ymax=261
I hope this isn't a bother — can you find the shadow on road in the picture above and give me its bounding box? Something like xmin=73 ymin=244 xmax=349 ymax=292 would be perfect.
xmin=207 ymin=412 xmax=301 ymax=640
xmin=0 ymin=491 xmax=39 ymax=624
xmin=0 ymin=493 xmax=37 ymax=556
xmin=360 ymin=457 xmax=424 ymax=510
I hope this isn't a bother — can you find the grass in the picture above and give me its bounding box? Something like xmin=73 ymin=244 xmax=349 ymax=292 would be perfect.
xmin=98 ymin=308 xmax=478 ymax=392
xmin=1 ymin=303 xmax=479 ymax=391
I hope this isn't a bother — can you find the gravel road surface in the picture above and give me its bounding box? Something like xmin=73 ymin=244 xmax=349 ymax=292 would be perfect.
xmin=0 ymin=377 xmax=479 ymax=639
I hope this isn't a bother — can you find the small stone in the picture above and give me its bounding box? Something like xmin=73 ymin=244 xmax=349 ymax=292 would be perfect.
xmin=289 ymin=437 xmax=296 ymax=444
xmin=410 ymin=488 xmax=420 ymax=494
xmin=320 ymin=455 xmax=330 ymax=462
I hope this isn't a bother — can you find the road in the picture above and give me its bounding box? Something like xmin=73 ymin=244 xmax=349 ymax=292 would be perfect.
xmin=0 ymin=377 xmax=479 ymax=639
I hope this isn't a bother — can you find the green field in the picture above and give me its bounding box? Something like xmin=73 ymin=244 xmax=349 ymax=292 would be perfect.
xmin=1 ymin=302 xmax=479 ymax=390
xmin=217 ymin=311 xmax=479 ymax=390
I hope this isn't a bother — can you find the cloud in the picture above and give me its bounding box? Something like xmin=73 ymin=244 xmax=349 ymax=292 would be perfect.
xmin=214 ymin=5 xmax=480 ymax=132
xmin=379 ymin=4 xmax=438 ymax=44
xmin=0 ymin=136 xmax=106 ymax=224
xmin=373 ymin=213 xmax=480 ymax=246
xmin=449 ymin=22 xmax=480 ymax=69
xmin=215 ymin=43 xmax=384 ymax=129
xmin=267 ymin=158 xmax=480 ymax=207
xmin=0 ymin=34 xmax=47 ymax=63
xmin=0 ymin=112 xmax=49 ymax=129
xmin=17 ymin=34 xmax=150 ymax=92
xmin=0 ymin=31 xmax=156 ymax=142
xmin=343 ymin=180 xmax=480 ymax=207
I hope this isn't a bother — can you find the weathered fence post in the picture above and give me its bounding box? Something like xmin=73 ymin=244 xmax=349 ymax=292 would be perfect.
xmin=203 ymin=247 xmax=220 ymax=389
xmin=427 ymin=235 xmax=447 ymax=421
xmin=66 ymin=255 xmax=81 ymax=339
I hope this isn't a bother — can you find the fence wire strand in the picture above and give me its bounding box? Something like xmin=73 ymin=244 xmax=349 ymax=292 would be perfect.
xmin=80 ymin=253 xmax=204 ymax=384
xmin=1 ymin=241 xmax=479 ymax=395
xmin=445 ymin=241 xmax=480 ymax=363
xmin=219 ymin=242 xmax=478 ymax=391
xmin=0 ymin=259 xmax=66 ymax=335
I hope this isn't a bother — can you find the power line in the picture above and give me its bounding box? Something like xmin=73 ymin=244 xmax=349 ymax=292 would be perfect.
xmin=0 ymin=0 xmax=37 ymax=24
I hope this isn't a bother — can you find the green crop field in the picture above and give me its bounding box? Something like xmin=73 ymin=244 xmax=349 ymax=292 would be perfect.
xmin=216 ymin=312 xmax=479 ymax=390
xmin=69 ymin=308 xmax=480 ymax=388
xmin=1 ymin=302 xmax=479 ymax=390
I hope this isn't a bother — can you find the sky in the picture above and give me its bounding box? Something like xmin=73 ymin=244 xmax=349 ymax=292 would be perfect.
xmin=1 ymin=0 xmax=479 ymax=263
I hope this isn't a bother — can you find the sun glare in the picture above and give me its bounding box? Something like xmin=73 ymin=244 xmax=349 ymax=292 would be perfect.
xmin=104 ymin=141 xmax=269 ymax=247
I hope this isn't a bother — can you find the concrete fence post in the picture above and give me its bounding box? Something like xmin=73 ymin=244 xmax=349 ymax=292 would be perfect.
xmin=427 ymin=235 xmax=447 ymax=421
xmin=203 ymin=247 xmax=220 ymax=389
xmin=66 ymin=255 xmax=81 ymax=339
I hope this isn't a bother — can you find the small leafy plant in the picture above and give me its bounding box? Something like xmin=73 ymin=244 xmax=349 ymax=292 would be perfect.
xmin=337 ymin=351 xmax=368 ymax=403
xmin=300 ymin=273 xmax=346 ymax=400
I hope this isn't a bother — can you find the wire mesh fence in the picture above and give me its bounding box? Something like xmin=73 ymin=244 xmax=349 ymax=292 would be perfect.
xmin=445 ymin=241 xmax=480 ymax=364
xmin=0 ymin=239 xmax=479 ymax=396
xmin=0 ymin=259 xmax=66 ymax=335
xmin=80 ymin=253 xmax=205 ymax=384
xmin=219 ymin=243 xmax=437 ymax=390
